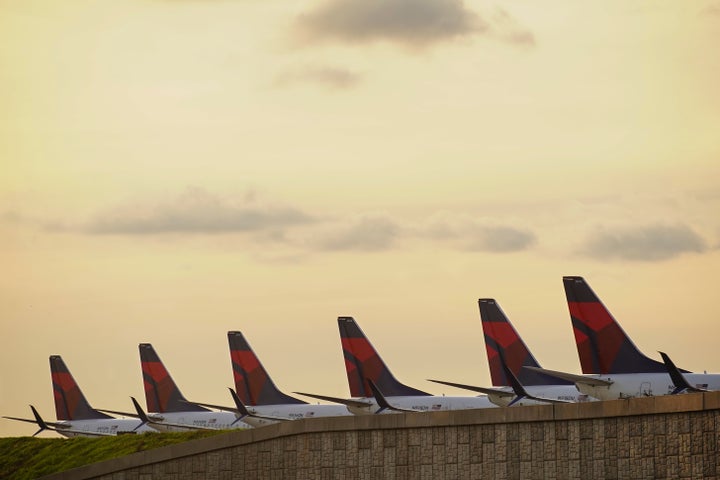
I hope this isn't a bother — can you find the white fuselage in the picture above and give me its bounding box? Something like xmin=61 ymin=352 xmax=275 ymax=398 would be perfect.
xmin=347 ymin=395 xmax=496 ymax=415
xmin=575 ymin=373 xmax=720 ymax=401
xmin=54 ymin=419 xmax=156 ymax=438
xmin=243 ymin=404 xmax=352 ymax=428
xmin=148 ymin=411 xmax=251 ymax=431
xmin=485 ymin=385 xmax=593 ymax=407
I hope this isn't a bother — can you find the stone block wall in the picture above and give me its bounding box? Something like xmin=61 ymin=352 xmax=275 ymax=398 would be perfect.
xmin=44 ymin=392 xmax=720 ymax=480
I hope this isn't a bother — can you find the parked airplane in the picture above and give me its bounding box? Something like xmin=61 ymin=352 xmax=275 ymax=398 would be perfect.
xmin=295 ymin=316 xmax=496 ymax=413
xmin=124 ymin=343 xmax=251 ymax=431
xmin=429 ymin=299 xmax=592 ymax=406
xmin=523 ymin=276 xmax=720 ymax=399
xmin=3 ymin=355 xmax=153 ymax=437
xmin=225 ymin=331 xmax=351 ymax=420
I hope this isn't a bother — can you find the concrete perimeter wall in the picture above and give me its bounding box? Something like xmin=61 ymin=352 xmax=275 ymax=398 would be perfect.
xmin=43 ymin=392 xmax=720 ymax=480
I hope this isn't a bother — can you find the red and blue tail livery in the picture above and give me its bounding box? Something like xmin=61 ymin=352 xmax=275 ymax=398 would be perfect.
xmin=338 ymin=317 xmax=429 ymax=398
xmin=227 ymin=331 xmax=306 ymax=406
xmin=479 ymin=300 xmax=570 ymax=387
xmin=50 ymin=355 xmax=112 ymax=421
xmin=563 ymin=276 xmax=668 ymax=374
xmin=139 ymin=344 xmax=209 ymax=413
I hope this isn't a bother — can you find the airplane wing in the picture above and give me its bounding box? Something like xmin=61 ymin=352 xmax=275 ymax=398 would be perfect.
xmin=659 ymin=351 xmax=709 ymax=394
xmin=366 ymin=379 xmax=417 ymax=414
xmin=522 ymin=366 xmax=614 ymax=387
xmin=292 ymin=392 xmax=374 ymax=409
xmin=3 ymin=406 xmax=118 ymax=437
xmin=427 ymin=379 xmax=515 ymax=398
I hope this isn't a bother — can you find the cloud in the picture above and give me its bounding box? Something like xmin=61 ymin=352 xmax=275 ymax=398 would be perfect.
xmin=84 ymin=188 xmax=314 ymax=235
xmin=422 ymin=216 xmax=536 ymax=252
xmin=701 ymin=3 xmax=720 ymax=16
xmin=311 ymin=215 xmax=400 ymax=251
xmin=464 ymin=226 xmax=537 ymax=252
xmin=580 ymin=224 xmax=707 ymax=261
xmin=293 ymin=0 xmax=534 ymax=49
xmin=274 ymin=66 xmax=362 ymax=90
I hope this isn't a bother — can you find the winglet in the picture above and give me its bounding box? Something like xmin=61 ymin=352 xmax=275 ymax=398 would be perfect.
xmin=228 ymin=387 xmax=251 ymax=418
xmin=130 ymin=397 xmax=150 ymax=425
xmin=501 ymin=362 xmax=530 ymax=406
xmin=659 ymin=352 xmax=708 ymax=395
xmin=366 ymin=379 xmax=417 ymax=414
xmin=30 ymin=405 xmax=50 ymax=437
xmin=500 ymin=357 xmax=573 ymax=405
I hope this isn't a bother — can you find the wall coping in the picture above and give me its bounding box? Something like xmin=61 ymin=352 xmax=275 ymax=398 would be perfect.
xmin=42 ymin=391 xmax=720 ymax=480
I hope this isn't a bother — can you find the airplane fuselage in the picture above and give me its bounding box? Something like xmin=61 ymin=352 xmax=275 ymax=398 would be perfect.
xmin=242 ymin=404 xmax=352 ymax=427
xmin=346 ymin=395 xmax=496 ymax=415
xmin=54 ymin=419 xmax=155 ymax=437
xmin=575 ymin=373 xmax=720 ymax=401
xmin=147 ymin=411 xmax=250 ymax=431
xmin=486 ymin=385 xmax=593 ymax=407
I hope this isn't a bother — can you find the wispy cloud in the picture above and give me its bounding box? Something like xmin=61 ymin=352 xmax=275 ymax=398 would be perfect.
xmin=422 ymin=216 xmax=536 ymax=252
xmin=579 ymin=224 xmax=707 ymax=261
xmin=273 ymin=66 xmax=362 ymax=90
xmin=83 ymin=188 xmax=314 ymax=235
xmin=310 ymin=215 xmax=400 ymax=251
xmin=293 ymin=0 xmax=533 ymax=49
xmin=701 ymin=2 xmax=720 ymax=16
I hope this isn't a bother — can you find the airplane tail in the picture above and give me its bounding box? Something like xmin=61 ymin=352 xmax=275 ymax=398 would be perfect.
xmin=338 ymin=317 xmax=429 ymax=398
xmin=50 ymin=355 xmax=113 ymax=421
xmin=139 ymin=343 xmax=210 ymax=413
xmin=479 ymin=300 xmax=570 ymax=386
xmin=563 ymin=276 xmax=667 ymax=374
xmin=227 ymin=331 xmax=306 ymax=406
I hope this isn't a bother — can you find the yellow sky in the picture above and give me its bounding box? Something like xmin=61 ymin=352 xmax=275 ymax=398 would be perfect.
xmin=1 ymin=0 xmax=719 ymax=437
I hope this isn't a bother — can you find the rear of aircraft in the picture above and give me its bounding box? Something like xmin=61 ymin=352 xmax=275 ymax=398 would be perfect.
xmin=227 ymin=331 xmax=306 ymax=406
xmin=563 ymin=276 xmax=667 ymax=374
xmin=338 ymin=316 xmax=429 ymax=398
xmin=478 ymin=300 xmax=570 ymax=387
xmin=138 ymin=344 xmax=210 ymax=413
xmin=50 ymin=355 xmax=113 ymax=421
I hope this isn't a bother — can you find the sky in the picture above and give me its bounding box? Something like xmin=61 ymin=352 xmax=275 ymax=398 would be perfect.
xmin=1 ymin=0 xmax=719 ymax=437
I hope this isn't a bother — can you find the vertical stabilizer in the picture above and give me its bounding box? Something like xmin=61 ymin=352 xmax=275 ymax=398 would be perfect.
xmin=479 ymin=300 xmax=570 ymax=386
xmin=338 ymin=317 xmax=429 ymax=398
xmin=563 ymin=276 xmax=667 ymax=374
xmin=138 ymin=344 xmax=209 ymax=413
xmin=227 ymin=331 xmax=306 ymax=406
xmin=50 ymin=356 xmax=112 ymax=421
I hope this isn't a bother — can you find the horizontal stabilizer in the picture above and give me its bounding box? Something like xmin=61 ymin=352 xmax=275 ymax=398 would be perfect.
xmin=183 ymin=400 xmax=237 ymax=414
xmin=427 ymin=379 xmax=514 ymax=398
xmin=293 ymin=391 xmax=374 ymax=409
xmin=96 ymin=408 xmax=141 ymax=419
xmin=522 ymin=366 xmax=613 ymax=387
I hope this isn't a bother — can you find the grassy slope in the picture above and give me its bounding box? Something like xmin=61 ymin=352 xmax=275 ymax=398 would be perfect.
xmin=0 ymin=430 xmax=228 ymax=480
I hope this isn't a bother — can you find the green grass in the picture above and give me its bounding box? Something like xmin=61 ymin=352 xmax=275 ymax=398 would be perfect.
xmin=0 ymin=430 xmax=228 ymax=480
